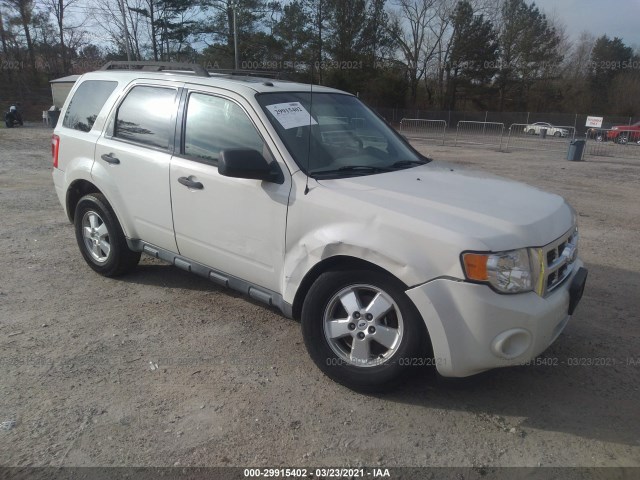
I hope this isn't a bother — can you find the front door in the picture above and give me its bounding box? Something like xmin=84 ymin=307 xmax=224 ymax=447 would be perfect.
xmin=169 ymin=89 xmax=291 ymax=292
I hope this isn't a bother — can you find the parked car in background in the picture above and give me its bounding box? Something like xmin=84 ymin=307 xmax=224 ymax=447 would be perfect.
xmin=606 ymin=121 xmax=640 ymax=144
xmin=524 ymin=122 xmax=569 ymax=137
xmin=587 ymin=127 xmax=608 ymax=142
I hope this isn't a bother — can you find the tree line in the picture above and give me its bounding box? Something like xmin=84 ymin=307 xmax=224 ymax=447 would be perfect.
xmin=1 ymin=0 xmax=639 ymax=115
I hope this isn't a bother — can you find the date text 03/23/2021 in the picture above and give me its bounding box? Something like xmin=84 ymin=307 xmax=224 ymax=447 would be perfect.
xmin=243 ymin=468 xmax=391 ymax=478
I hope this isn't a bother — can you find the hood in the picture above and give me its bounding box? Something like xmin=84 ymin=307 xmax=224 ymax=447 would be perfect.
xmin=317 ymin=162 xmax=575 ymax=251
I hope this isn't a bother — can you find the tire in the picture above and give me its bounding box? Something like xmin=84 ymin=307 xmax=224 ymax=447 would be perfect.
xmin=553 ymin=131 xmax=561 ymax=137
xmin=527 ymin=129 xmax=535 ymax=135
xmin=74 ymin=193 xmax=140 ymax=277
xmin=301 ymin=270 xmax=427 ymax=392
xmin=617 ymin=134 xmax=628 ymax=145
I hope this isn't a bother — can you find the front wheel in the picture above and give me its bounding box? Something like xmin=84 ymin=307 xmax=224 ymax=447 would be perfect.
xmin=74 ymin=193 xmax=140 ymax=277
xmin=301 ymin=270 xmax=427 ymax=392
xmin=527 ymin=129 xmax=535 ymax=135
xmin=617 ymin=134 xmax=628 ymax=145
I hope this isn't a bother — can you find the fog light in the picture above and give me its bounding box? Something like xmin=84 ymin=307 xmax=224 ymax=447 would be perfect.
xmin=491 ymin=329 xmax=531 ymax=359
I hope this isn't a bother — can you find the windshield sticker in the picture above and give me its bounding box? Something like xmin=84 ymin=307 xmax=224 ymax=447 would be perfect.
xmin=265 ymin=102 xmax=318 ymax=130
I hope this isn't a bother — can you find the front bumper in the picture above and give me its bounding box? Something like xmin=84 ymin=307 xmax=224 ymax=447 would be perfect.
xmin=406 ymin=260 xmax=586 ymax=377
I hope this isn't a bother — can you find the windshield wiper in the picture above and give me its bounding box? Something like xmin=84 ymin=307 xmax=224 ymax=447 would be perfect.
xmin=311 ymin=165 xmax=392 ymax=178
xmin=390 ymin=159 xmax=430 ymax=169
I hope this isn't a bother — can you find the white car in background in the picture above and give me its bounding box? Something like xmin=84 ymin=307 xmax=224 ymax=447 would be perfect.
xmin=524 ymin=122 xmax=569 ymax=137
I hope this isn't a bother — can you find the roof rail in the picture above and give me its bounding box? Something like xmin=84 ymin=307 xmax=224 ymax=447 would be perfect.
xmin=208 ymin=69 xmax=282 ymax=79
xmin=100 ymin=61 xmax=210 ymax=77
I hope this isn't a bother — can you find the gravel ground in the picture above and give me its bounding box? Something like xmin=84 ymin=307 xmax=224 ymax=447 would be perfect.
xmin=0 ymin=125 xmax=638 ymax=471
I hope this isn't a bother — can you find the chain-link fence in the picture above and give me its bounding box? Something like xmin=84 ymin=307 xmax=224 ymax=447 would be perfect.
xmin=375 ymin=107 xmax=639 ymax=137
xmin=376 ymin=107 xmax=640 ymax=161
xmin=585 ymin=128 xmax=640 ymax=160
xmin=505 ymin=123 xmax=576 ymax=153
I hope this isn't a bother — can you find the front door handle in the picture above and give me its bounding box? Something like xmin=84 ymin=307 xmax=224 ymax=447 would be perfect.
xmin=178 ymin=176 xmax=204 ymax=189
xmin=101 ymin=153 xmax=120 ymax=165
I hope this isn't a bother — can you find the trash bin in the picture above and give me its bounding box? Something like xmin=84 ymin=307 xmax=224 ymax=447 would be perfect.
xmin=48 ymin=110 xmax=61 ymax=128
xmin=540 ymin=128 xmax=547 ymax=139
xmin=567 ymin=139 xmax=586 ymax=161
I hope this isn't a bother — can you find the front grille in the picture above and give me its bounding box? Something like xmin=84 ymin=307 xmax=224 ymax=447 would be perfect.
xmin=535 ymin=227 xmax=578 ymax=296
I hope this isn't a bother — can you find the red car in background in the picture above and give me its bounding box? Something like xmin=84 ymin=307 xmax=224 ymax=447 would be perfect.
xmin=606 ymin=121 xmax=640 ymax=144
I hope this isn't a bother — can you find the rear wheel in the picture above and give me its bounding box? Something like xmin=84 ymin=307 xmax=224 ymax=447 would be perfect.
xmin=301 ymin=270 xmax=427 ymax=392
xmin=617 ymin=134 xmax=628 ymax=145
xmin=74 ymin=193 xmax=140 ymax=277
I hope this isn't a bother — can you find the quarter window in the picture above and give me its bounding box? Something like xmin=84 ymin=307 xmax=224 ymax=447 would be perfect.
xmin=63 ymin=80 xmax=117 ymax=132
xmin=183 ymin=93 xmax=265 ymax=163
xmin=114 ymin=86 xmax=177 ymax=149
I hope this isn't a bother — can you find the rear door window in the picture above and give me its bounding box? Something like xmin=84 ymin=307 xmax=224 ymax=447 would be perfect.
xmin=62 ymin=80 xmax=117 ymax=132
xmin=114 ymin=86 xmax=178 ymax=150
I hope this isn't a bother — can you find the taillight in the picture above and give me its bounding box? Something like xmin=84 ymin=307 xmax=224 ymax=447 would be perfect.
xmin=52 ymin=134 xmax=60 ymax=168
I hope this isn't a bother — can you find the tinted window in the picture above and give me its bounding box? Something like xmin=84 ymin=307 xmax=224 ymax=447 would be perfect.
xmin=63 ymin=80 xmax=117 ymax=132
xmin=183 ymin=93 xmax=265 ymax=163
xmin=115 ymin=86 xmax=177 ymax=149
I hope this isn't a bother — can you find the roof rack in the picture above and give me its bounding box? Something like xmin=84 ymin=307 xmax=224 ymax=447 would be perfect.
xmin=208 ymin=69 xmax=282 ymax=79
xmin=100 ymin=61 xmax=210 ymax=77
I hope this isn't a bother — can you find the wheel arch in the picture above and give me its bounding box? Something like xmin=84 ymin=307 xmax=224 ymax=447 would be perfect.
xmin=291 ymin=255 xmax=408 ymax=321
xmin=66 ymin=179 xmax=103 ymax=223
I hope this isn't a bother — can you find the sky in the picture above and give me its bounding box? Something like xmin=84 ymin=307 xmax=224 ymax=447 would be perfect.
xmin=532 ymin=0 xmax=640 ymax=48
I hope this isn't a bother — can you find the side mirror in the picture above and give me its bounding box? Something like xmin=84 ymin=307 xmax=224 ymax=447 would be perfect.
xmin=218 ymin=149 xmax=284 ymax=184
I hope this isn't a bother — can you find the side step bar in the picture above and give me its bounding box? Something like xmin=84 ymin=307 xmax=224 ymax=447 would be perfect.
xmin=131 ymin=240 xmax=293 ymax=318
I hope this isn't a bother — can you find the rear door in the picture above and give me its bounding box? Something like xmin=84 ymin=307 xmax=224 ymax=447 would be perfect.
xmin=93 ymin=81 xmax=182 ymax=252
xmin=169 ymin=87 xmax=291 ymax=292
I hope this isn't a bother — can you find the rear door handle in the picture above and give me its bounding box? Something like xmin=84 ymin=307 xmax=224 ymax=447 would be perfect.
xmin=101 ymin=153 xmax=120 ymax=165
xmin=178 ymin=176 xmax=204 ymax=189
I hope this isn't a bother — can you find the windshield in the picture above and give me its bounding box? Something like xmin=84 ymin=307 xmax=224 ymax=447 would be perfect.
xmin=256 ymin=92 xmax=429 ymax=178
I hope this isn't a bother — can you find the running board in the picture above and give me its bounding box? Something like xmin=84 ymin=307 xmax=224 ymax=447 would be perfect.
xmin=129 ymin=240 xmax=293 ymax=318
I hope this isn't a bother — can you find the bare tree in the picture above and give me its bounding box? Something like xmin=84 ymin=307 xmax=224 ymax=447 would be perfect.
xmin=425 ymin=0 xmax=455 ymax=106
xmin=2 ymin=0 xmax=37 ymax=73
xmin=0 ymin=6 xmax=9 ymax=54
xmin=42 ymin=0 xmax=86 ymax=71
xmin=90 ymin=0 xmax=147 ymax=59
xmin=390 ymin=0 xmax=438 ymax=104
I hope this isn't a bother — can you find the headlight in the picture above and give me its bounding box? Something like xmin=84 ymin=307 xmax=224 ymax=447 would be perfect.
xmin=462 ymin=248 xmax=534 ymax=294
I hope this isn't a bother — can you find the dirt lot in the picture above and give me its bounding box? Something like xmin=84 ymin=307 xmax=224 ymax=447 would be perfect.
xmin=0 ymin=125 xmax=639 ymax=471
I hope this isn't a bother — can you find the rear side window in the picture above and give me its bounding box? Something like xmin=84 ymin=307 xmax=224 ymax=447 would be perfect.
xmin=114 ymin=86 xmax=177 ymax=150
xmin=63 ymin=80 xmax=117 ymax=132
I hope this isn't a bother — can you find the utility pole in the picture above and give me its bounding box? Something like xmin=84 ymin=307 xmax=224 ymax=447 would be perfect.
xmin=118 ymin=0 xmax=132 ymax=63
xmin=233 ymin=1 xmax=239 ymax=70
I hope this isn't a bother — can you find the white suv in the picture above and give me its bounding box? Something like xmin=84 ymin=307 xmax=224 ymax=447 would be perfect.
xmin=52 ymin=62 xmax=587 ymax=391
